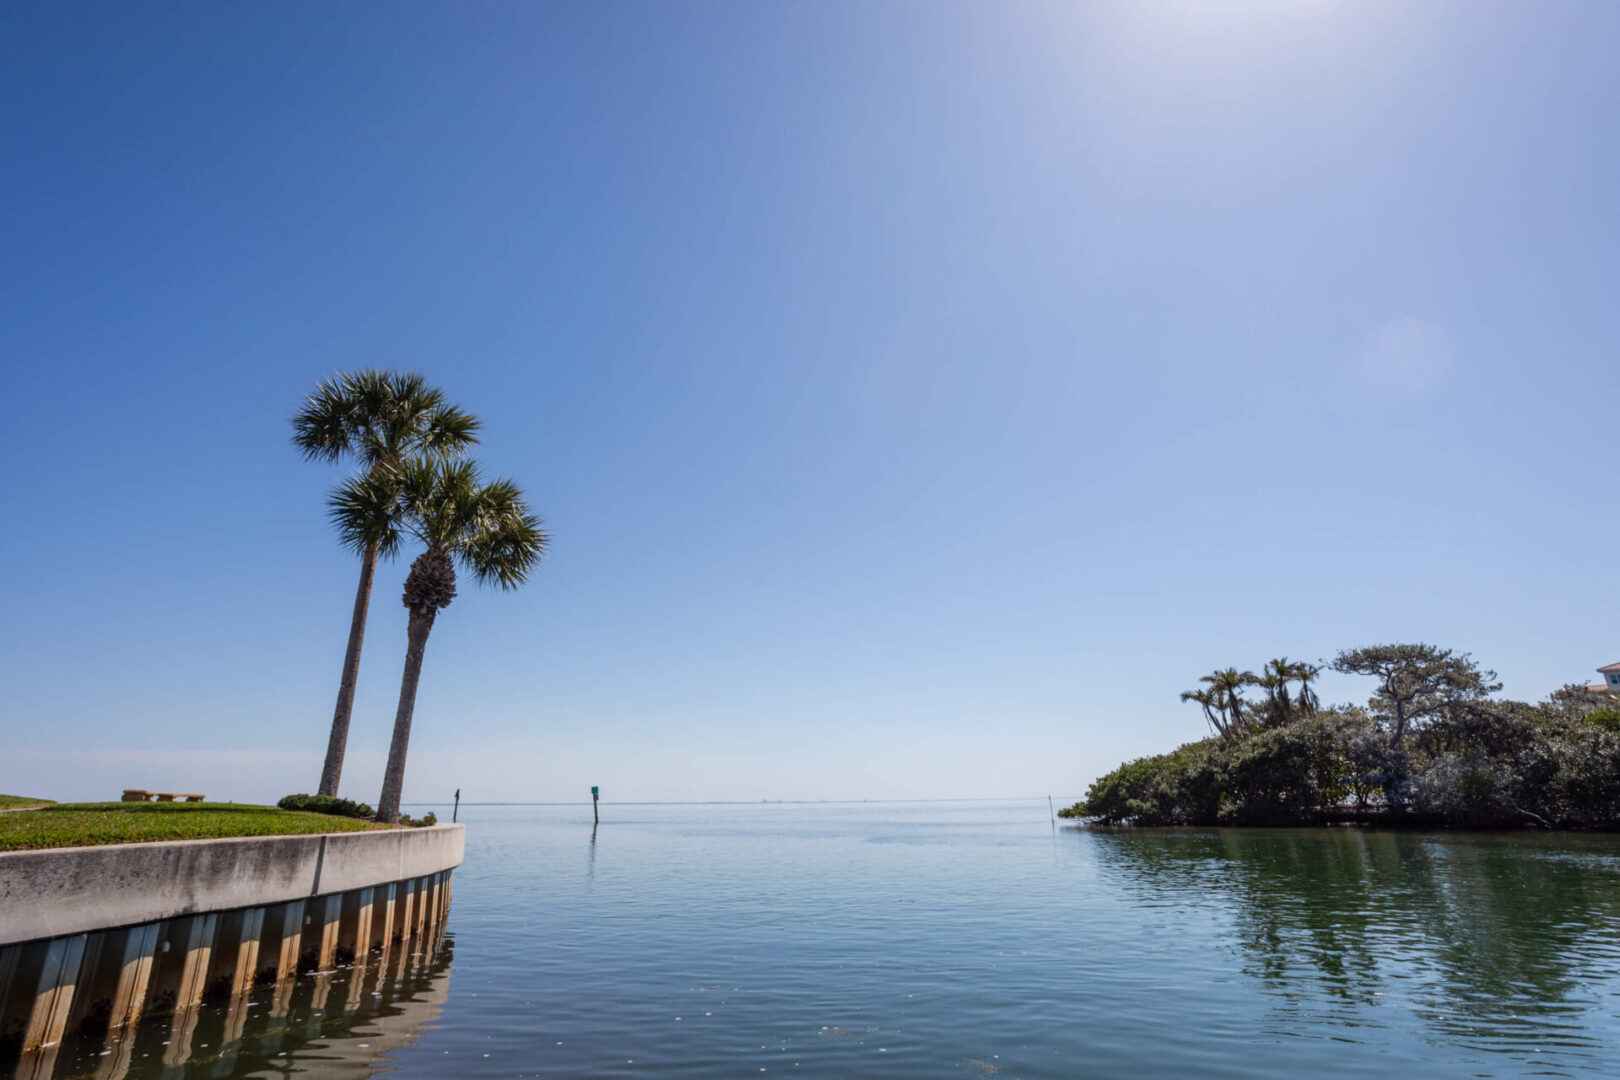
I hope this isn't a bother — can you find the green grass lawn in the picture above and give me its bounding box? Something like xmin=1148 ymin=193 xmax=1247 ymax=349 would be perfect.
xmin=0 ymin=800 xmax=389 ymax=852
xmin=0 ymin=794 xmax=57 ymax=810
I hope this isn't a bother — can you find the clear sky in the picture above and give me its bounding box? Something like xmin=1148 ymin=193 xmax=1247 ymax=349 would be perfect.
xmin=3 ymin=1 xmax=1617 ymax=806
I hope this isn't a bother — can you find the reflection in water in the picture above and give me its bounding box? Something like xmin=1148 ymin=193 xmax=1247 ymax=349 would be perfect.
xmin=21 ymin=807 xmax=1620 ymax=1080
xmin=31 ymin=934 xmax=452 ymax=1080
xmin=1088 ymin=829 xmax=1620 ymax=1065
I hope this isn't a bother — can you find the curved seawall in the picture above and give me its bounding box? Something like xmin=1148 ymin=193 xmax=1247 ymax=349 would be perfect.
xmin=0 ymin=824 xmax=463 ymax=1066
xmin=0 ymin=824 xmax=463 ymax=946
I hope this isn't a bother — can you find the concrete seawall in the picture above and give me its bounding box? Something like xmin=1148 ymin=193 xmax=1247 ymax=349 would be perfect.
xmin=0 ymin=824 xmax=463 ymax=1070
xmin=0 ymin=824 xmax=464 ymax=946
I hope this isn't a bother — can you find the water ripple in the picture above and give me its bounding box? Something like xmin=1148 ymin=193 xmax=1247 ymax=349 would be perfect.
xmin=36 ymin=804 xmax=1620 ymax=1080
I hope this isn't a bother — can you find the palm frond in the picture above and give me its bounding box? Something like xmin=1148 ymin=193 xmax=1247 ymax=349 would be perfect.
xmin=462 ymin=504 xmax=547 ymax=589
xmin=391 ymin=459 xmax=548 ymax=596
xmin=420 ymin=404 xmax=481 ymax=458
xmin=326 ymin=472 xmax=406 ymax=558
xmin=291 ymin=375 xmax=360 ymax=463
xmin=397 ymin=459 xmax=477 ymax=547
xmin=291 ymin=369 xmax=480 ymax=471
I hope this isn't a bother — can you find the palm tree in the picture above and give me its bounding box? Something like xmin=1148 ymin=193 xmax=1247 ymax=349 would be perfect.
xmin=1199 ymin=668 xmax=1257 ymax=740
xmin=1260 ymin=657 xmax=1296 ymax=727
xmin=1291 ymin=661 xmax=1321 ymax=716
xmin=292 ymin=370 xmax=480 ymax=797
xmin=1181 ymin=687 xmax=1231 ymax=740
xmin=375 ymin=460 xmax=547 ymax=823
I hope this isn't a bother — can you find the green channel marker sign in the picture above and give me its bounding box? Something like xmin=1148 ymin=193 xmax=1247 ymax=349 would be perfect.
xmin=591 ymin=786 xmax=599 ymax=796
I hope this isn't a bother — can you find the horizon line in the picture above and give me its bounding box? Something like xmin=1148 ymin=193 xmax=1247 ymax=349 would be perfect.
xmin=401 ymin=795 xmax=1081 ymax=806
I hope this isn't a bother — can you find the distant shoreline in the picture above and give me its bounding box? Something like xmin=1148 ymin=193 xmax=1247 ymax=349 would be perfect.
xmin=1060 ymin=816 xmax=1620 ymax=833
xmin=401 ymin=796 xmax=1081 ymax=806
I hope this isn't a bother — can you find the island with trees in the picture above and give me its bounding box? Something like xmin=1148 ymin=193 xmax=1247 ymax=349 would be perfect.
xmin=1060 ymin=644 xmax=1620 ymax=829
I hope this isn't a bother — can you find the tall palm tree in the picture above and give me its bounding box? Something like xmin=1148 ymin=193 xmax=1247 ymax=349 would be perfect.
xmin=375 ymin=460 xmax=547 ymax=823
xmin=292 ymin=370 xmax=480 ymax=797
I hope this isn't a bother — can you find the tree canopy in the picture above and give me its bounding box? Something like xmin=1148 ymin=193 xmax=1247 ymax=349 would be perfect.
xmin=291 ymin=368 xmax=479 ymax=469
xmin=1066 ymin=643 xmax=1620 ymax=829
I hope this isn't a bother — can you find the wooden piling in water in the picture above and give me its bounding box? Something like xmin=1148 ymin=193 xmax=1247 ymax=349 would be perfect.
xmin=90 ymin=1027 xmax=134 ymax=1080
xmin=221 ymin=907 xmax=265 ymax=999
xmin=312 ymin=893 xmax=344 ymax=971
xmin=163 ymin=999 xmax=202 ymax=1069
xmin=107 ymin=923 xmax=161 ymax=1030
xmin=424 ymin=873 xmax=442 ymax=933
xmin=21 ymin=933 xmax=85 ymax=1052
xmin=172 ymin=913 xmax=219 ymax=1011
xmin=308 ymin=971 xmax=335 ymax=1036
xmin=214 ymin=992 xmax=250 ymax=1075
xmin=334 ymin=886 xmax=371 ymax=980
xmin=373 ymin=882 xmax=397 ymax=961
xmin=269 ymin=900 xmax=306 ymax=984
xmin=414 ymin=876 xmax=432 ymax=939
xmin=12 ymin=1040 xmax=60 ymax=1080
xmin=398 ymin=879 xmax=418 ymax=946
xmin=59 ymin=930 xmax=107 ymax=1043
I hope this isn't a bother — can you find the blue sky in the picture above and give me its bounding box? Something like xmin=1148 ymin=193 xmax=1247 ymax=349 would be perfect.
xmin=3 ymin=1 xmax=1617 ymax=805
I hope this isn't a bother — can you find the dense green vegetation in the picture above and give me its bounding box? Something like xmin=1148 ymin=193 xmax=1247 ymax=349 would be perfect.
xmin=276 ymin=793 xmax=436 ymax=827
xmin=278 ymin=792 xmax=376 ymax=818
xmin=1062 ymin=644 xmax=1620 ymax=828
xmin=0 ymin=794 xmax=57 ymax=809
xmin=0 ymin=801 xmax=386 ymax=851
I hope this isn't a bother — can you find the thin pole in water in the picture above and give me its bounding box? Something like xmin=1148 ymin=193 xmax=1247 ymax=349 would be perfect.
xmin=453 ymin=788 xmax=461 ymax=823
xmin=1049 ymin=795 xmax=1056 ymax=833
xmin=592 ymin=785 xmax=600 ymax=826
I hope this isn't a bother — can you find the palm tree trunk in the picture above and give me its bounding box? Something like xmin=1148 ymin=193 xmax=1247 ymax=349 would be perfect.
xmin=319 ymin=539 xmax=380 ymax=796
xmin=377 ymin=606 xmax=437 ymax=823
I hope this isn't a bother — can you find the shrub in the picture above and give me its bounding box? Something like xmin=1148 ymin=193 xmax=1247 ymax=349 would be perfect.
xmin=1586 ymin=706 xmax=1620 ymax=731
xmin=1409 ymin=750 xmax=1519 ymax=824
xmin=277 ymin=793 xmax=375 ymax=820
xmin=1085 ymin=741 xmax=1222 ymax=825
xmin=1215 ymin=710 xmax=1374 ymax=824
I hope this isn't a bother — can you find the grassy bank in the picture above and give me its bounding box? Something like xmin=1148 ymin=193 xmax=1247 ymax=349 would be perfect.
xmin=0 ymin=801 xmax=388 ymax=852
xmin=0 ymin=794 xmax=57 ymax=810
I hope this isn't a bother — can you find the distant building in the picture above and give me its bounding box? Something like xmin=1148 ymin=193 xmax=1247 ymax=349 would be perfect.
xmin=1585 ymin=662 xmax=1620 ymax=693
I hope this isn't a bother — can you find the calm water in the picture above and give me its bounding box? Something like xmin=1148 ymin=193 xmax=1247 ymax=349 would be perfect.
xmin=36 ymin=801 xmax=1620 ymax=1079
